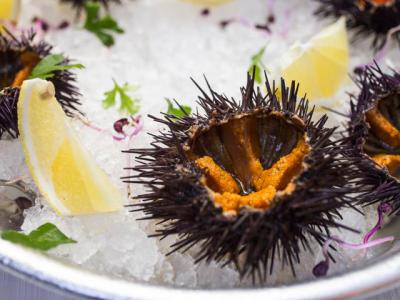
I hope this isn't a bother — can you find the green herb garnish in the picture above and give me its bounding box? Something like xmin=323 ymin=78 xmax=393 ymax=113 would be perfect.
xmin=83 ymin=1 xmax=124 ymax=47
xmin=248 ymin=46 xmax=267 ymax=84
xmin=103 ymin=79 xmax=140 ymax=115
xmin=166 ymin=98 xmax=192 ymax=118
xmin=29 ymin=54 xmax=84 ymax=80
xmin=1 ymin=223 xmax=76 ymax=251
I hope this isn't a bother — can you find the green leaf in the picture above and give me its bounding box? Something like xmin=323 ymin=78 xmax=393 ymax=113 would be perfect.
xmin=83 ymin=1 xmax=124 ymax=47
xmin=102 ymin=80 xmax=140 ymax=115
xmin=248 ymin=46 xmax=267 ymax=84
xmin=166 ymin=98 xmax=192 ymax=118
xmin=1 ymin=223 xmax=76 ymax=251
xmin=29 ymin=54 xmax=84 ymax=80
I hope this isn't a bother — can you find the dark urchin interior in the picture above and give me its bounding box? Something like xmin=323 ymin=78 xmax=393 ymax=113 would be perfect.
xmin=0 ymin=29 xmax=82 ymax=139
xmin=126 ymin=74 xmax=363 ymax=281
xmin=315 ymin=0 xmax=400 ymax=49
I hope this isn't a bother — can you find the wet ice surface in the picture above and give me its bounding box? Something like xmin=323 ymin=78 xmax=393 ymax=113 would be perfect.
xmin=0 ymin=0 xmax=399 ymax=288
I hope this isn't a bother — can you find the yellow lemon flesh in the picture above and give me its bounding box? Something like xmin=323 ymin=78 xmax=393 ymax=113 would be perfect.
xmin=182 ymin=0 xmax=233 ymax=6
xmin=281 ymin=17 xmax=349 ymax=100
xmin=0 ymin=0 xmax=20 ymax=22
xmin=18 ymin=79 xmax=123 ymax=215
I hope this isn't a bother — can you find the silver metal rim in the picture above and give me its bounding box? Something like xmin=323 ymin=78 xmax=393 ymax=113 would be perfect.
xmin=0 ymin=239 xmax=399 ymax=300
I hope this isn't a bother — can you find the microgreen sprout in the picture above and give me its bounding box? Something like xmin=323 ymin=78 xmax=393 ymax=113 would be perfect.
xmin=83 ymin=1 xmax=124 ymax=47
xmin=102 ymin=79 xmax=140 ymax=115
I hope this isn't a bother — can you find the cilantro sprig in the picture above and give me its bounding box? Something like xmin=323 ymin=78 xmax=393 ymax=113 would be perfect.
xmin=83 ymin=1 xmax=124 ymax=47
xmin=166 ymin=98 xmax=192 ymax=118
xmin=102 ymin=79 xmax=140 ymax=115
xmin=29 ymin=54 xmax=84 ymax=80
xmin=248 ymin=46 xmax=267 ymax=84
xmin=1 ymin=223 xmax=76 ymax=251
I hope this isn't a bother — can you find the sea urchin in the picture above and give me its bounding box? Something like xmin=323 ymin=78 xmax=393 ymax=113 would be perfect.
xmin=126 ymin=74 xmax=364 ymax=281
xmin=0 ymin=28 xmax=81 ymax=139
xmin=348 ymin=63 xmax=400 ymax=213
xmin=315 ymin=0 xmax=400 ymax=49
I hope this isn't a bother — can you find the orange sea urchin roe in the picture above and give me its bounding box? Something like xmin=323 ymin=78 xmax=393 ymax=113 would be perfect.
xmin=372 ymin=154 xmax=400 ymax=175
xmin=366 ymin=108 xmax=400 ymax=176
xmin=357 ymin=0 xmax=395 ymax=9
xmin=195 ymin=137 xmax=309 ymax=214
xmin=11 ymin=51 xmax=40 ymax=88
xmin=366 ymin=108 xmax=400 ymax=148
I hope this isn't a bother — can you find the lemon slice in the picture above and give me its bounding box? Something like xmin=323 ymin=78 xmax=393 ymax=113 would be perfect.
xmin=281 ymin=17 xmax=349 ymax=100
xmin=0 ymin=0 xmax=20 ymax=22
xmin=18 ymin=79 xmax=123 ymax=215
xmin=182 ymin=0 xmax=233 ymax=6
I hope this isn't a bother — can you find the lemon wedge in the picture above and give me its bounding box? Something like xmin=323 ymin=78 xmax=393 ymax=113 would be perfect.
xmin=0 ymin=0 xmax=20 ymax=22
xmin=281 ymin=17 xmax=349 ymax=100
xmin=18 ymin=79 xmax=123 ymax=215
xmin=183 ymin=0 xmax=233 ymax=6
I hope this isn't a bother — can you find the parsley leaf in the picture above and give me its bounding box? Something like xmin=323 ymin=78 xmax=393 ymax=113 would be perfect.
xmin=83 ymin=1 xmax=124 ymax=47
xmin=102 ymin=79 xmax=140 ymax=115
xmin=166 ymin=98 xmax=192 ymax=118
xmin=248 ymin=46 xmax=267 ymax=84
xmin=1 ymin=223 xmax=76 ymax=251
xmin=29 ymin=54 xmax=84 ymax=80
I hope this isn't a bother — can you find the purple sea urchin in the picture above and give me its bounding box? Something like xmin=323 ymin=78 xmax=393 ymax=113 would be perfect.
xmin=0 ymin=28 xmax=81 ymax=139
xmin=126 ymin=74 xmax=364 ymax=281
xmin=348 ymin=63 xmax=400 ymax=212
xmin=315 ymin=0 xmax=400 ymax=49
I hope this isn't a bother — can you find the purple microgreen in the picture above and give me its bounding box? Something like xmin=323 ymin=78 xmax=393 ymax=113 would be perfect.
xmin=112 ymin=115 xmax=143 ymax=141
xmin=102 ymin=79 xmax=140 ymax=115
xmin=201 ymin=8 xmax=210 ymax=16
xmin=58 ymin=21 xmax=70 ymax=29
xmin=113 ymin=118 xmax=130 ymax=134
xmin=76 ymin=114 xmax=143 ymax=142
xmin=363 ymin=203 xmax=392 ymax=243
xmin=313 ymin=203 xmax=395 ymax=278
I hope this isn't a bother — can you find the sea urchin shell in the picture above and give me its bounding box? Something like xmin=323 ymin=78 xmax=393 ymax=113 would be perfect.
xmin=126 ymin=74 xmax=363 ymax=281
xmin=348 ymin=63 xmax=400 ymax=212
xmin=0 ymin=28 xmax=81 ymax=139
xmin=315 ymin=0 xmax=400 ymax=49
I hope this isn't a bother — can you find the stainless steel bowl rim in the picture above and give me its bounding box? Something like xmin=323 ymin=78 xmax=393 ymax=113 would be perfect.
xmin=0 ymin=239 xmax=399 ymax=300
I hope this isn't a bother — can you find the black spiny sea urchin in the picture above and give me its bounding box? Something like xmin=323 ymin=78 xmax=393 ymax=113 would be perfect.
xmin=125 ymin=74 xmax=364 ymax=281
xmin=0 ymin=28 xmax=81 ymax=139
xmin=315 ymin=0 xmax=400 ymax=49
xmin=347 ymin=63 xmax=400 ymax=213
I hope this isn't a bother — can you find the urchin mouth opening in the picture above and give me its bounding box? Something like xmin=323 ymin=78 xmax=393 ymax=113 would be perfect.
xmin=0 ymin=49 xmax=40 ymax=90
xmin=186 ymin=112 xmax=310 ymax=214
xmin=364 ymin=92 xmax=400 ymax=177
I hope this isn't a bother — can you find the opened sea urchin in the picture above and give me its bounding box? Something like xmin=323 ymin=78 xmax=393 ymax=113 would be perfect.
xmin=348 ymin=64 xmax=400 ymax=212
xmin=315 ymin=0 xmax=400 ymax=49
xmin=0 ymin=29 xmax=81 ymax=139
xmin=127 ymin=74 xmax=363 ymax=280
